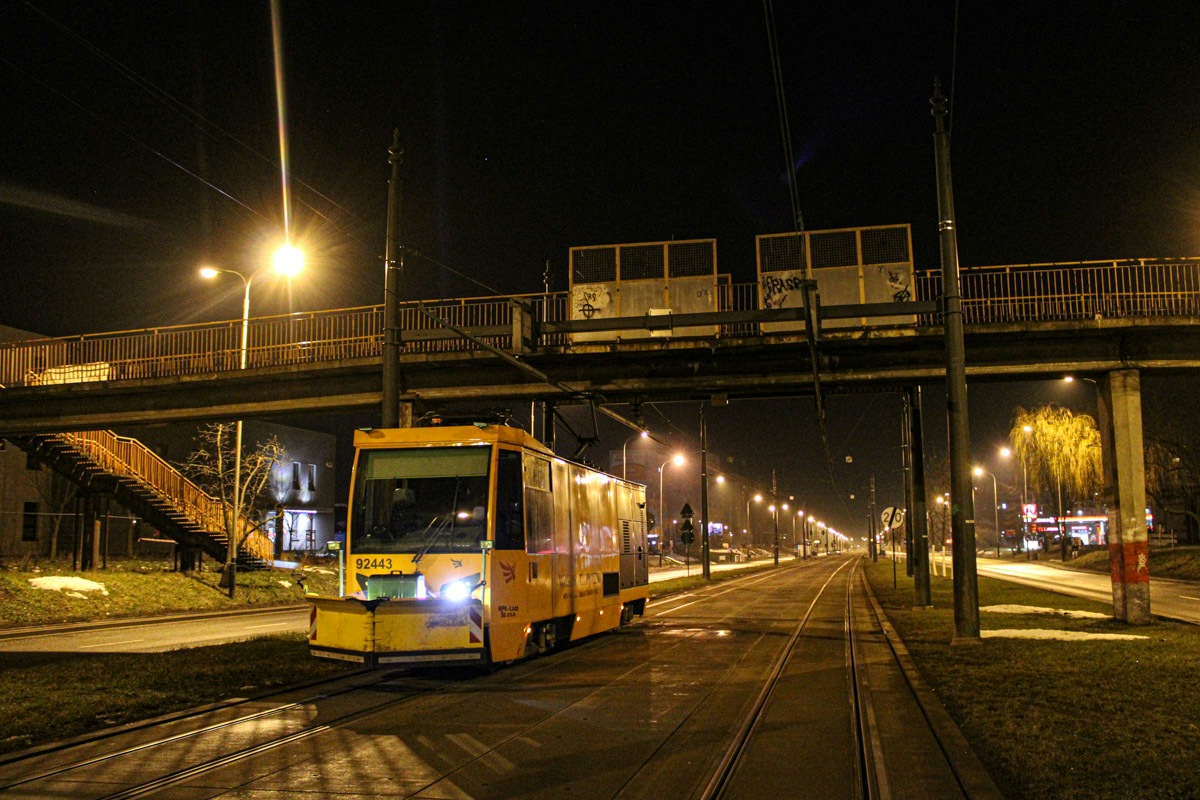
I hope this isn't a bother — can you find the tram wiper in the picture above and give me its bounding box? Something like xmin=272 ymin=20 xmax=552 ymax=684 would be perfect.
xmin=413 ymin=476 xmax=461 ymax=566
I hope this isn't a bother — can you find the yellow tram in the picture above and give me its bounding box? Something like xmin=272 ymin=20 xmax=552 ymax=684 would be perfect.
xmin=307 ymin=423 xmax=650 ymax=667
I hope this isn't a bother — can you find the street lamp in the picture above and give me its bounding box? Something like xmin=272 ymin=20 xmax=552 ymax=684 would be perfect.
xmin=658 ymin=454 xmax=685 ymax=556
xmin=936 ymin=495 xmax=949 ymax=550
xmin=200 ymin=245 xmax=304 ymax=596
xmin=621 ymin=430 xmax=649 ymax=480
xmin=745 ymin=493 xmax=762 ymax=556
xmin=974 ymin=466 xmax=1000 ymax=557
xmin=1000 ymin=444 xmax=1029 ymax=554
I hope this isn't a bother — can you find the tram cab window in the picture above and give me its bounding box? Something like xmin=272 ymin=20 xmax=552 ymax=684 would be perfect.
xmin=352 ymin=445 xmax=490 ymax=555
xmin=494 ymin=450 xmax=525 ymax=550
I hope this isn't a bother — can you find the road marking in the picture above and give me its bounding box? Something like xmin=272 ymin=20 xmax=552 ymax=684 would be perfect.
xmin=80 ymin=639 xmax=143 ymax=649
xmin=246 ymin=623 xmax=290 ymax=630
xmin=1179 ymin=595 xmax=1200 ymax=602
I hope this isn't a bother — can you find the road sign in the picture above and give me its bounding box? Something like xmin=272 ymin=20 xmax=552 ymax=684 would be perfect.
xmin=881 ymin=506 xmax=906 ymax=530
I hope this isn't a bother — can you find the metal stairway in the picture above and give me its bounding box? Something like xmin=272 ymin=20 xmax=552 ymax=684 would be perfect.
xmin=12 ymin=431 xmax=273 ymax=567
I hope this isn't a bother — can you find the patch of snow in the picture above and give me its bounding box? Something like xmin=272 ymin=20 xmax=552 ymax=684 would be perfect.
xmin=982 ymin=629 xmax=1148 ymax=641
xmin=65 ymin=592 xmax=88 ymax=599
xmin=277 ymin=580 xmax=293 ymax=588
xmin=982 ymin=604 xmax=1108 ymax=620
xmin=303 ymin=567 xmax=334 ymax=575
xmin=28 ymin=576 xmax=109 ymax=596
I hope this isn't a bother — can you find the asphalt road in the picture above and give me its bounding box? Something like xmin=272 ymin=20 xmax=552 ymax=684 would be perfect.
xmin=976 ymin=555 xmax=1200 ymax=624
xmin=0 ymin=606 xmax=309 ymax=654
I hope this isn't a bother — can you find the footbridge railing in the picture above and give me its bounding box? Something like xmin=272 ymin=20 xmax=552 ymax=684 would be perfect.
xmin=1 ymin=258 xmax=1198 ymax=389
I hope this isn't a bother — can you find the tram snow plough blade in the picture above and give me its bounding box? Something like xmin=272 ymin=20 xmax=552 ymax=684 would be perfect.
xmin=308 ymin=595 xmax=486 ymax=668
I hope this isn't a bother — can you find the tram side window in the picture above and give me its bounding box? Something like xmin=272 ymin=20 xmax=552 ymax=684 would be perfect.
xmin=524 ymin=454 xmax=553 ymax=554
xmin=495 ymin=450 xmax=525 ymax=550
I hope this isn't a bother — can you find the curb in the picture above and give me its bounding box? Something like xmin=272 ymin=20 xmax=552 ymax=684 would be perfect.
xmin=860 ymin=576 xmax=1007 ymax=800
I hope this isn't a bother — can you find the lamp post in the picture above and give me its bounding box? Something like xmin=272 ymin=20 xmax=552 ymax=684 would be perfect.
xmin=1001 ymin=444 xmax=1028 ymax=554
xmin=200 ymin=245 xmax=303 ymax=597
xmin=974 ymin=466 xmax=1000 ymax=557
xmin=658 ymin=454 xmax=685 ymax=556
xmin=745 ymin=493 xmax=762 ymax=558
xmin=621 ymin=430 xmax=649 ymax=481
xmin=936 ymin=494 xmax=950 ymax=551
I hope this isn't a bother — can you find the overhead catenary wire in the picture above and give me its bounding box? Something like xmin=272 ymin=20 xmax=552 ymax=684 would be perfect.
xmin=763 ymin=1 xmax=844 ymax=523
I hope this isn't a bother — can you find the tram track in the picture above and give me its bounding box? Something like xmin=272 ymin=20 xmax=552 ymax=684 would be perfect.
xmin=699 ymin=557 xmax=994 ymax=800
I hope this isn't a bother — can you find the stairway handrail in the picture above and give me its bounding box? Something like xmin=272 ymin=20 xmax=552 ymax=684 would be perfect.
xmin=52 ymin=430 xmax=273 ymax=563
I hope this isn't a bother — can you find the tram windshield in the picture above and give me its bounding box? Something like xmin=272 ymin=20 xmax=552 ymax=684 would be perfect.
xmin=352 ymin=445 xmax=491 ymax=555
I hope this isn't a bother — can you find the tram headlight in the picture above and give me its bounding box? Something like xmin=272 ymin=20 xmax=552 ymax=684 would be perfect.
xmin=443 ymin=580 xmax=472 ymax=602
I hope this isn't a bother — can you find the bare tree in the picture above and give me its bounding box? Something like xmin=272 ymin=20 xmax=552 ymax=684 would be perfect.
xmin=1144 ymin=440 xmax=1200 ymax=543
xmin=1010 ymin=405 xmax=1102 ymax=560
xmin=179 ymin=423 xmax=287 ymax=595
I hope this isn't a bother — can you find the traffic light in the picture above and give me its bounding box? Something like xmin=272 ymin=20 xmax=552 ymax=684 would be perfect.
xmin=679 ymin=503 xmax=695 ymax=545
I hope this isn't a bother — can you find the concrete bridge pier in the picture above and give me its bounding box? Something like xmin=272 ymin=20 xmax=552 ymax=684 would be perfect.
xmin=1098 ymin=369 xmax=1151 ymax=624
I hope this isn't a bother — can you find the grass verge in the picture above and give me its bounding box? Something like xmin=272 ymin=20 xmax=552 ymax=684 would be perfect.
xmin=0 ymin=634 xmax=355 ymax=756
xmin=866 ymin=557 xmax=1200 ymax=800
xmin=0 ymin=560 xmax=340 ymax=627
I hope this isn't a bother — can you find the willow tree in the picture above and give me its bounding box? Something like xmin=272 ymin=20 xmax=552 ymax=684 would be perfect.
xmin=1009 ymin=405 xmax=1103 ymax=561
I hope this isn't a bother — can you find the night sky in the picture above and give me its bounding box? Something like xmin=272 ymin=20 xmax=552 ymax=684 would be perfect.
xmin=3 ymin=2 xmax=1198 ymax=533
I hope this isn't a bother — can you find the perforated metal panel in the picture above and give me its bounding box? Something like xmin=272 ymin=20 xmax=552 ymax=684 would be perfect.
xmin=758 ymin=234 xmax=806 ymax=274
xmin=572 ymin=247 xmax=617 ymax=284
xmin=668 ymin=241 xmax=717 ymax=277
xmin=861 ymin=226 xmax=911 ymax=265
xmin=620 ymin=244 xmax=665 ymax=281
xmin=810 ymin=229 xmax=859 ymax=269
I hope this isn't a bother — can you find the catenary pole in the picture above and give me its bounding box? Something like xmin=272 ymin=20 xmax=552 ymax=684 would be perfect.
xmin=932 ymin=80 xmax=980 ymax=641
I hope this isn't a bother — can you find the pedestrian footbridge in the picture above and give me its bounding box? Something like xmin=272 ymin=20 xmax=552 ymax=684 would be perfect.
xmin=0 ymin=251 xmax=1198 ymax=434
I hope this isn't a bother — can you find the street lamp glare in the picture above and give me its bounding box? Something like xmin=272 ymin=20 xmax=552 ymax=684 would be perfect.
xmin=199 ymin=266 xmax=221 ymax=280
xmin=273 ymin=243 xmax=305 ymax=276
xmin=1000 ymin=446 xmax=1012 ymax=458
xmin=753 ymin=493 xmax=762 ymax=503
xmin=672 ymin=454 xmax=685 ymax=467
xmin=716 ymin=474 xmax=725 ymax=484
xmin=973 ymin=466 xmax=983 ymax=477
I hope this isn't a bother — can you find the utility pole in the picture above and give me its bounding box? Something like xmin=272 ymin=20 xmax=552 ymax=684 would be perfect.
xmin=382 ymin=130 xmax=404 ymax=429
xmin=908 ymin=385 xmax=932 ymax=607
xmin=771 ymin=470 xmax=780 ymax=566
xmin=869 ymin=473 xmax=878 ymax=562
xmin=700 ymin=403 xmax=711 ymax=580
xmin=932 ymin=80 xmax=980 ymax=642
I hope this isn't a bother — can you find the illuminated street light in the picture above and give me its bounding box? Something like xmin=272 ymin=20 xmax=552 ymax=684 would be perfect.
xmin=621 ymin=430 xmax=649 ymax=481
xmin=974 ymin=466 xmax=1001 ymax=557
xmin=199 ymin=248 xmax=304 ymax=597
xmin=745 ymin=493 xmax=763 ymax=554
xmin=658 ymin=454 xmax=685 ymax=554
xmin=1000 ymin=444 xmax=1029 ymax=553
xmin=273 ymin=243 xmax=305 ymax=276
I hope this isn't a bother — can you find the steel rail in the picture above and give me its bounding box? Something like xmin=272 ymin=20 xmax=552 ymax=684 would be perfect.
xmin=700 ymin=558 xmax=856 ymax=800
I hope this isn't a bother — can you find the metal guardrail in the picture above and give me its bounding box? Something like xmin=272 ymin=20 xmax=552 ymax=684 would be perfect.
xmin=48 ymin=430 xmax=274 ymax=563
xmin=2 ymin=259 xmax=1199 ymax=389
